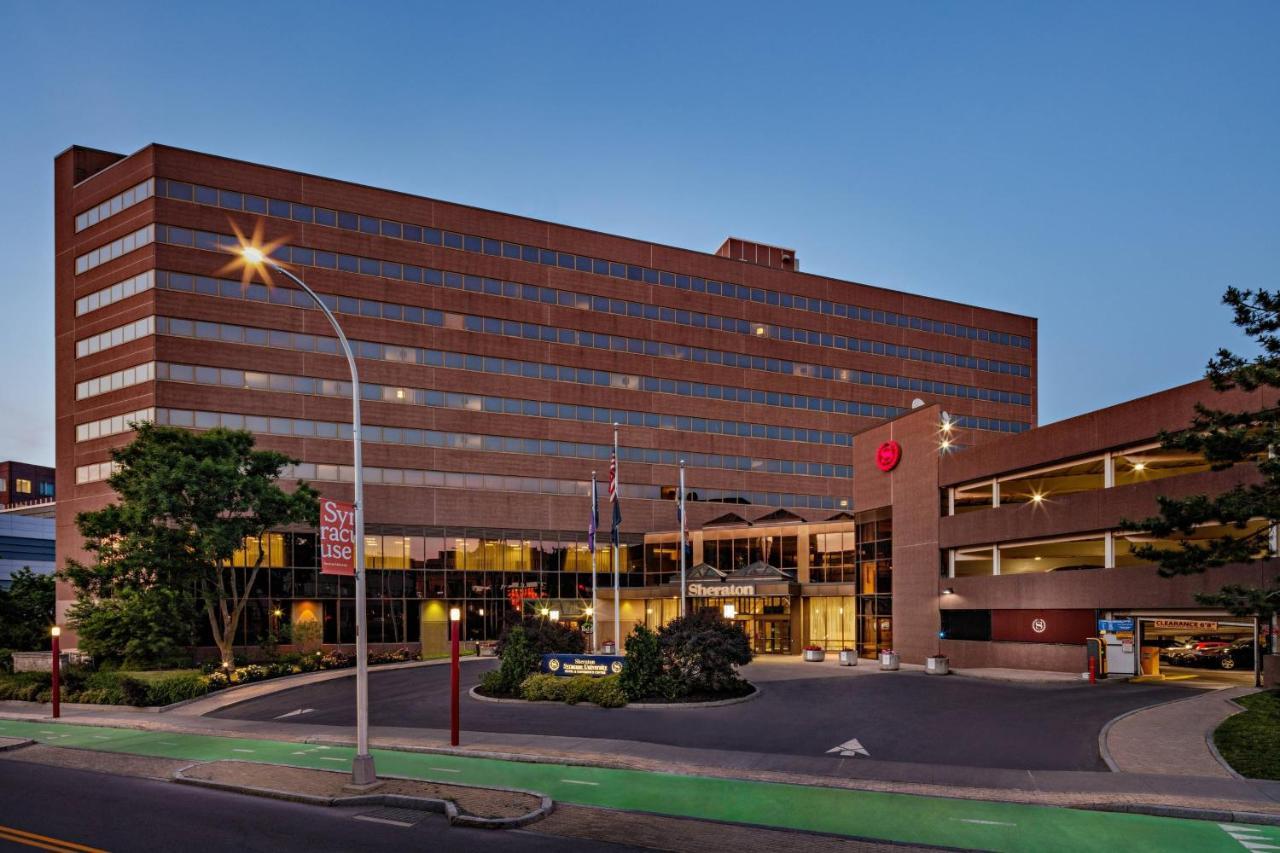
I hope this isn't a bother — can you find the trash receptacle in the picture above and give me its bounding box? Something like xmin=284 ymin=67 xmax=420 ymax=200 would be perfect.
xmin=879 ymin=650 xmax=900 ymax=671
xmin=838 ymin=649 xmax=858 ymax=666
xmin=925 ymin=655 xmax=949 ymax=676
xmin=602 ymin=641 xmax=616 ymax=655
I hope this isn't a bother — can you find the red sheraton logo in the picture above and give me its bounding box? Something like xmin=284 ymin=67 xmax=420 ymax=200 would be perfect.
xmin=875 ymin=440 xmax=902 ymax=472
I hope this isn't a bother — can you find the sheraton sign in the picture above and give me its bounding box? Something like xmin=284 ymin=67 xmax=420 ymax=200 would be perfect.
xmin=687 ymin=582 xmax=757 ymax=597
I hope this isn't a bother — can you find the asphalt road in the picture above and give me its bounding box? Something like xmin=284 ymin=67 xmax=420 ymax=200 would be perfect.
xmin=209 ymin=661 xmax=1188 ymax=771
xmin=0 ymin=761 xmax=633 ymax=852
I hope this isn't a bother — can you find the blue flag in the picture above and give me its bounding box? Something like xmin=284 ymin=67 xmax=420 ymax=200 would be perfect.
xmin=609 ymin=452 xmax=621 ymax=548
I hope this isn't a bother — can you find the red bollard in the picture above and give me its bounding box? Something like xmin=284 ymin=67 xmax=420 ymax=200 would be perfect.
xmin=51 ymin=627 xmax=61 ymax=719
xmin=1089 ymin=657 xmax=1096 ymax=685
xmin=450 ymin=611 xmax=460 ymax=747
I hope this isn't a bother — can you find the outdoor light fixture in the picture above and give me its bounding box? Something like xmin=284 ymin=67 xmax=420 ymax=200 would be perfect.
xmin=723 ymin=604 xmax=736 ymax=619
xmin=478 ymin=608 xmax=485 ymax=616
xmin=941 ymin=588 xmax=954 ymax=596
xmin=449 ymin=607 xmax=461 ymax=622
xmin=539 ymin=606 xmax=550 ymax=617
xmin=272 ymin=608 xmax=283 ymax=618
xmin=584 ymin=607 xmax=594 ymax=616
xmin=1031 ymin=492 xmax=1045 ymax=504
xmin=50 ymin=626 xmax=61 ymax=637
xmin=549 ymin=609 xmax=560 ymax=622
xmin=1134 ymin=462 xmax=1146 ymax=472
xmin=940 ymin=439 xmax=952 ymax=451
xmin=241 ymin=246 xmax=265 ymax=264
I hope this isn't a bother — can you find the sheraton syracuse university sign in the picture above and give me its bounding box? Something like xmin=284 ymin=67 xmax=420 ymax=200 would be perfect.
xmin=319 ymin=497 xmax=356 ymax=576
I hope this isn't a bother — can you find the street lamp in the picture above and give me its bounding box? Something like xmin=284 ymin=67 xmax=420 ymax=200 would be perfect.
xmin=239 ymin=245 xmax=376 ymax=787
xmin=50 ymin=626 xmax=61 ymax=719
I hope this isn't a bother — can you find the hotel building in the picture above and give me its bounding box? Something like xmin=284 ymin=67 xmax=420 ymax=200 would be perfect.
xmin=55 ymin=143 xmax=1036 ymax=653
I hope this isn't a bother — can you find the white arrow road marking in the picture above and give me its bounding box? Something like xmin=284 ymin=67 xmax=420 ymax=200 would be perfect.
xmin=274 ymin=708 xmax=315 ymax=719
xmin=954 ymin=819 xmax=1018 ymax=827
xmin=826 ymin=738 xmax=870 ymax=757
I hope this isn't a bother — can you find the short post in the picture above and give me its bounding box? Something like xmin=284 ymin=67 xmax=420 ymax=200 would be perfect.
xmin=449 ymin=607 xmax=461 ymax=747
xmin=50 ymin=626 xmax=61 ymax=719
xmin=1089 ymin=657 xmax=1097 ymax=685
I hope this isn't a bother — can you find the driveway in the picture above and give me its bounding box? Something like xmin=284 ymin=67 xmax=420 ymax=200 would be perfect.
xmin=207 ymin=658 xmax=1187 ymax=771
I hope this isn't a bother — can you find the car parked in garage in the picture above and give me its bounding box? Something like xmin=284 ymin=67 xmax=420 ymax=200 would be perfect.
xmin=1198 ymin=638 xmax=1255 ymax=670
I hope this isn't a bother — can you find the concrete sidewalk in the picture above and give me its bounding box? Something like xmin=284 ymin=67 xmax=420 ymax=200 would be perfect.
xmin=1103 ymin=686 xmax=1256 ymax=777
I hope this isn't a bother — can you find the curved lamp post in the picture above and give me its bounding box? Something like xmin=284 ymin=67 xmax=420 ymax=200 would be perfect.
xmin=240 ymin=246 xmax=376 ymax=787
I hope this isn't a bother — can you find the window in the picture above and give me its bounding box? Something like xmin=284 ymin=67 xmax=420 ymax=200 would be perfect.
xmin=75 ymin=179 xmax=154 ymax=232
xmin=14 ymin=479 xmax=31 ymax=493
xmin=999 ymin=457 xmax=1106 ymax=506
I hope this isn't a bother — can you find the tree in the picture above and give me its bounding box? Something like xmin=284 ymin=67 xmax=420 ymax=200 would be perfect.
xmin=1125 ymin=287 xmax=1280 ymax=642
xmin=0 ymin=568 xmax=56 ymax=651
xmin=63 ymin=423 xmax=317 ymax=668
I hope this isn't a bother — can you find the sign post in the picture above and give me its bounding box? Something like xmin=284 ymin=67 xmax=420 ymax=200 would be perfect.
xmin=50 ymin=626 xmax=61 ymax=719
xmin=450 ymin=607 xmax=461 ymax=746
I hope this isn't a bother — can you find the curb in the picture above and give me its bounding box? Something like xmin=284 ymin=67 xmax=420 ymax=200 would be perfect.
xmin=171 ymin=761 xmax=553 ymax=830
xmin=1087 ymin=802 xmax=1280 ymax=826
xmin=1205 ymin=694 xmax=1253 ymax=781
xmin=467 ymin=683 xmax=759 ymax=710
xmin=161 ymin=656 xmax=488 ymax=714
xmin=0 ymin=737 xmax=35 ymax=752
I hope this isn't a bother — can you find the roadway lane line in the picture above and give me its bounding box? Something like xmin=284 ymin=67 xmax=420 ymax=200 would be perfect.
xmin=954 ymin=818 xmax=1017 ymax=827
xmin=561 ymin=779 xmax=600 ymax=786
xmin=231 ymin=748 xmax=255 ymax=753
xmin=427 ymin=767 xmax=461 ymax=773
xmin=0 ymin=824 xmax=107 ymax=853
xmin=319 ymin=757 xmax=347 ymax=762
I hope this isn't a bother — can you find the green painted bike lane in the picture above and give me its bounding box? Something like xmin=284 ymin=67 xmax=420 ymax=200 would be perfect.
xmin=0 ymin=718 xmax=1274 ymax=852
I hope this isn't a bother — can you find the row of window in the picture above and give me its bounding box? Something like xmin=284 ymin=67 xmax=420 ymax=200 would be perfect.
xmin=153 ymin=223 xmax=1033 ymax=383
xmin=74 ymin=224 xmax=153 ymax=274
xmin=75 ymin=361 xmax=154 ymax=400
xmin=152 ymin=360 xmax=853 ymax=447
xmin=76 ymin=316 xmax=154 ymax=358
xmin=279 ymin=461 xmax=849 ymax=510
xmin=75 ymin=407 xmax=154 ymax=442
xmin=76 ymin=461 xmax=119 ymax=484
xmin=153 ymin=311 xmax=916 ymax=433
xmin=75 ymin=178 xmax=154 ymax=232
xmin=76 ymin=270 xmax=155 ymax=316
xmin=152 ymin=269 xmax=1031 ymax=429
xmin=153 ymin=175 xmax=1033 ymax=351
xmin=153 ymin=407 xmax=852 ymax=478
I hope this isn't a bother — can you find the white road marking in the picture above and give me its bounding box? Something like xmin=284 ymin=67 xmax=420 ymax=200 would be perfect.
xmin=319 ymin=757 xmax=347 ymax=762
xmin=157 ymin=741 xmax=178 ymax=746
xmin=428 ymin=767 xmax=461 ymax=773
xmin=826 ymin=737 xmax=870 ymax=757
xmin=954 ymin=818 xmax=1018 ymax=827
xmin=92 ymin=735 xmax=111 ymax=739
xmin=274 ymin=708 xmax=315 ymax=719
xmin=561 ymin=779 xmax=599 ymax=786
xmin=232 ymin=748 xmax=255 ymax=753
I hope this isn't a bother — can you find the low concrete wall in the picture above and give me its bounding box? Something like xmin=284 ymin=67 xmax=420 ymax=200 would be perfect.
xmin=11 ymin=652 xmax=65 ymax=673
xmin=940 ymin=639 xmax=1085 ymax=673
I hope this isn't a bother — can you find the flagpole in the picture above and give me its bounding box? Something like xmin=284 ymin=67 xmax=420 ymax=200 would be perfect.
xmin=590 ymin=471 xmax=598 ymax=654
xmin=612 ymin=422 xmax=621 ymax=654
xmin=679 ymin=459 xmax=686 ymax=618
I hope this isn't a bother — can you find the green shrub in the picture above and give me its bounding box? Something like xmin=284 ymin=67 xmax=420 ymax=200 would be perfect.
xmin=478 ymin=669 xmax=507 ymax=696
xmin=520 ymin=673 xmax=566 ymax=701
xmin=0 ymin=649 xmax=13 ymax=673
xmin=118 ymin=675 xmax=151 ymax=706
xmin=561 ymin=674 xmax=596 ymax=705
xmin=71 ymin=687 xmax=117 ymax=705
xmin=619 ymin=625 xmax=660 ymax=700
xmin=491 ymin=627 xmax=538 ymax=696
xmin=659 ymin=610 xmax=753 ymax=696
xmin=146 ymin=672 xmax=209 ymax=706
xmin=590 ymin=675 xmax=627 ymax=708
xmin=499 ymin=617 xmax=586 ymax=657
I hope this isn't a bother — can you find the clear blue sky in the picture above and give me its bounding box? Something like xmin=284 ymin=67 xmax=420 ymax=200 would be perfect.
xmin=1 ymin=2 xmax=1276 ymax=465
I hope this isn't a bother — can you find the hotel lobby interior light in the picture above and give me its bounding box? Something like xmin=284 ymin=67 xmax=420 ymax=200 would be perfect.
xmin=723 ymin=603 xmax=736 ymax=619
xmin=941 ymin=588 xmax=954 ymax=596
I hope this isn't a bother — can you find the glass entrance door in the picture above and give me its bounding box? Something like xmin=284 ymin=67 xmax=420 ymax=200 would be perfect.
xmin=750 ymin=617 xmax=792 ymax=654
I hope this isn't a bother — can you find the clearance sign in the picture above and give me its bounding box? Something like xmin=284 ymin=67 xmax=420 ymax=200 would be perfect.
xmin=319 ymin=498 xmax=356 ymax=575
